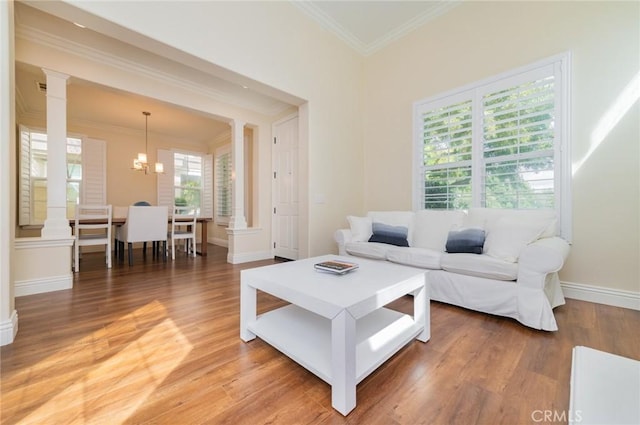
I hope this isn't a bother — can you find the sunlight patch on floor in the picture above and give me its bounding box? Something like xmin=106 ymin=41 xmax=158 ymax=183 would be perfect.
xmin=6 ymin=301 xmax=192 ymax=424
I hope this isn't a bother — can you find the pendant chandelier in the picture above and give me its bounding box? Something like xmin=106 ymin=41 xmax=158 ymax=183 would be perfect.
xmin=132 ymin=111 xmax=164 ymax=174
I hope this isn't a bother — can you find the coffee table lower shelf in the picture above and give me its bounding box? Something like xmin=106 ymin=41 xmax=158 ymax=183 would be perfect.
xmin=247 ymin=304 xmax=423 ymax=385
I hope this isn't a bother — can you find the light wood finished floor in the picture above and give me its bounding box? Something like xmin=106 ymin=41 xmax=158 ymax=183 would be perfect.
xmin=2 ymin=245 xmax=639 ymax=424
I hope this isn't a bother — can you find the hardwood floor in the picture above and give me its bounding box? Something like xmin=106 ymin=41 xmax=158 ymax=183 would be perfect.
xmin=2 ymin=245 xmax=639 ymax=424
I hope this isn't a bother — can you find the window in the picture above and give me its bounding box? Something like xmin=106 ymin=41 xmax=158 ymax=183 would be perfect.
xmin=413 ymin=53 xmax=571 ymax=239
xmin=19 ymin=126 xmax=106 ymax=226
xmin=215 ymin=146 xmax=232 ymax=223
xmin=157 ymin=149 xmax=213 ymax=218
xmin=173 ymin=152 xmax=202 ymax=209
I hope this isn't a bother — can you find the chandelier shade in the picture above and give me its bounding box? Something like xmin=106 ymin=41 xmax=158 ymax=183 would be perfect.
xmin=132 ymin=111 xmax=163 ymax=174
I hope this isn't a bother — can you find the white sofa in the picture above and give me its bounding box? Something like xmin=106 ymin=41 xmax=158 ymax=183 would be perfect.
xmin=334 ymin=209 xmax=570 ymax=331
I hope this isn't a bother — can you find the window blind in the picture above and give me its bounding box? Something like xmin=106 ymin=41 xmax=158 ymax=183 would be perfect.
xmin=157 ymin=149 xmax=174 ymax=208
xmin=420 ymin=99 xmax=473 ymax=209
xmin=215 ymin=149 xmax=232 ymax=221
xmin=18 ymin=126 xmax=107 ymax=226
xmin=481 ymin=75 xmax=556 ymax=209
xmin=202 ymin=154 xmax=214 ymax=219
xmin=413 ymin=53 xmax=570 ymax=239
xmin=18 ymin=126 xmax=31 ymax=226
xmin=81 ymin=138 xmax=106 ymax=205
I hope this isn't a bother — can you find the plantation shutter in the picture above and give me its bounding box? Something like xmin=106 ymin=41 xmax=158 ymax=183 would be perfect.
xmin=215 ymin=147 xmax=232 ymax=222
xmin=81 ymin=138 xmax=106 ymax=205
xmin=480 ymin=64 xmax=558 ymax=209
xmin=202 ymin=154 xmax=214 ymax=219
xmin=18 ymin=125 xmax=31 ymax=225
xmin=417 ymin=92 xmax=474 ymax=209
xmin=414 ymin=54 xmax=569 ymax=238
xmin=157 ymin=149 xmax=174 ymax=208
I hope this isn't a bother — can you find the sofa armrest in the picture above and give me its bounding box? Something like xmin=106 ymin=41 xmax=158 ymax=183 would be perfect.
xmin=334 ymin=228 xmax=353 ymax=256
xmin=517 ymin=236 xmax=570 ymax=288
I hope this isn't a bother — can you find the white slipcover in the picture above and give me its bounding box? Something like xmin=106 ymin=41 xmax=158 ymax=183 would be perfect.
xmin=335 ymin=209 xmax=570 ymax=331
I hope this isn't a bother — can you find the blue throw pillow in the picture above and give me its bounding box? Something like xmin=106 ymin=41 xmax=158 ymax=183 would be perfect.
xmin=368 ymin=222 xmax=409 ymax=247
xmin=446 ymin=228 xmax=485 ymax=254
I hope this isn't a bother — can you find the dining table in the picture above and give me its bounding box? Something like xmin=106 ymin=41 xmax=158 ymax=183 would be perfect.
xmin=70 ymin=216 xmax=212 ymax=256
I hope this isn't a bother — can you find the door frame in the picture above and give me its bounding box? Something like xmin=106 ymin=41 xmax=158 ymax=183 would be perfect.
xmin=271 ymin=112 xmax=300 ymax=260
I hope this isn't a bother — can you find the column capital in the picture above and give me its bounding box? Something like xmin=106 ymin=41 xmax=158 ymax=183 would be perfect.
xmin=228 ymin=119 xmax=246 ymax=129
xmin=41 ymin=68 xmax=70 ymax=81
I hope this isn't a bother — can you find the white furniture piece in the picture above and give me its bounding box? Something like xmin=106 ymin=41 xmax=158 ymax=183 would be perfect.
xmin=240 ymin=255 xmax=429 ymax=416
xmin=168 ymin=206 xmax=197 ymax=260
xmin=115 ymin=206 xmax=168 ymax=266
xmin=73 ymin=204 xmax=112 ymax=272
xmin=570 ymin=346 xmax=640 ymax=425
xmin=335 ymin=208 xmax=570 ymax=331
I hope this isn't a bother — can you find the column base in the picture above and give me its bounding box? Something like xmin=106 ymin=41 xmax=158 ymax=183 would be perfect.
xmin=41 ymin=217 xmax=72 ymax=238
xmin=228 ymin=215 xmax=247 ymax=230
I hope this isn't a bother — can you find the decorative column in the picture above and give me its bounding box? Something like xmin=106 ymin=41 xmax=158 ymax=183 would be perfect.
xmin=40 ymin=69 xmax=71 ymax=239
xmin=228 ymin=119 xmax=247 ymax=229
xmin=0 ymin=0 xmax=17 ymax=346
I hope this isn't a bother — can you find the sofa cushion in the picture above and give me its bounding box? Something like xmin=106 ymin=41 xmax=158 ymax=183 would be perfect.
xmin=347 ymin=215 xmax=372 ymax=242
xmin=484 ymin=216 xmax=550 ymax=262
xmin=344 ymin=241 xmax=389 ymax=260
xmin=368 ymin=222 xmax=409 ymax=247
xmin=441 ymin=253 xmax=518 ymax=281
xmin=367 ymin=211 xmax=414 ymax=245
xmin=386 ymin=246 xmax=442 ymax=270
xmin=445 ymin=228 xmax=486 ymax=254
xmin=412 ymin=210 xmax=466 ymax=251
xmin=465 ymin=208 xmax=557 ymax=263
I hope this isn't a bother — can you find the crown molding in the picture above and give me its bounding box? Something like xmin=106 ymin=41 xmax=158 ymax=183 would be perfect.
xmin=363 ymin=1 xmax=461 ymax=56
xmin=293 ymin=1 xmax=368 ymax=54
xmin=293 ymin=0 xmax=461 ymax=56
xmin=15 ymin=24 xmax=290 ymax=117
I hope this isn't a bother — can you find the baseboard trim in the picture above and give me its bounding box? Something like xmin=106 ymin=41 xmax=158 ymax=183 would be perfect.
xmin=561 ymin=281 xmax=640 ymax=311
xmin=211 ymin=237 xmax=229 ymax=248
xmin=0 ymin=310 xmax=18 ymax=346
xmin=15 ymin=274 xmax=73 ymax=297
xmin=227 ymin=250 xmax=272 ymax=264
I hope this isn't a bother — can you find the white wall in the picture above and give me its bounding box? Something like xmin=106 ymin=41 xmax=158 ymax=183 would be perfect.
xmin=0 ymin=0 xmax=17 ymax=345
xmin=15 ymin=24 xmax=296 ymax=258
xmin=362 ymin=1 xmax=639 ymax=293
xmin=60 ymin=0 xmax=366 ymax=257
xmin=14 ymin=0 xmax=637 ymax=297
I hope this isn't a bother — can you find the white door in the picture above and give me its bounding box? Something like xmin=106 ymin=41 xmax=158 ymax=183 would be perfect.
xmin=272 ymin=115 xmax=299 ymax=260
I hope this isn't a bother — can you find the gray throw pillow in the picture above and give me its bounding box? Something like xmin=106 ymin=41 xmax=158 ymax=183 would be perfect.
xmin=445 ymin=228 xmax=485 ymax=254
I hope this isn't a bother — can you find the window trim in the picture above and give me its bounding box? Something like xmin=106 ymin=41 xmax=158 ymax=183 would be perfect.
xmin=173 ymin=150 xmax=204 ymax=212
xmin=412 ymin=52 xmax=571 ymax=240
xmin=157 ymin=148 xmax=213 ymax=219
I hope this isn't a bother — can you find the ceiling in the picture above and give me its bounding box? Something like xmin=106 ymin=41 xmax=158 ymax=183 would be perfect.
xmin=14 ymin=1 xmax=459 ymax=144
xmin=16 ymin=62 xmax=233 ymax=145
xmin=300 ymin=1 xmax=460 ymax=55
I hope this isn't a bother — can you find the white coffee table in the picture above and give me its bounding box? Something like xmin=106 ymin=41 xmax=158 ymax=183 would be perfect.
xmin=240 ymin=255 xmax=429 ymax=415
xmin=570 ymin=346 xmax=640 ymax=425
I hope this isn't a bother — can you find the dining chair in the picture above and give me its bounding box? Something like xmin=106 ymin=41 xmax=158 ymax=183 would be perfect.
xmin=113 ymin=202 xmax=156 ymax=258
xmin=131 ymin=200 xmax=153 ymax=253
xmin=115 ymin=206 xmax=168 ymax=266
xmin=168 ymin=206 xmax=198 ymax=260
xmin=73 ymin=204 xmax=112 ymax=272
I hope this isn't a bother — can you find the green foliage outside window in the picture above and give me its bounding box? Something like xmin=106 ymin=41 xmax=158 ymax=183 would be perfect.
xmin=422 ymin=78 xmax=555 ymax=210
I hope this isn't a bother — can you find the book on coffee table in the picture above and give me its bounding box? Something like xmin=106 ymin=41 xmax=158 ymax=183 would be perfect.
xmin=314 ymin=260 xmax=359 ymax=275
